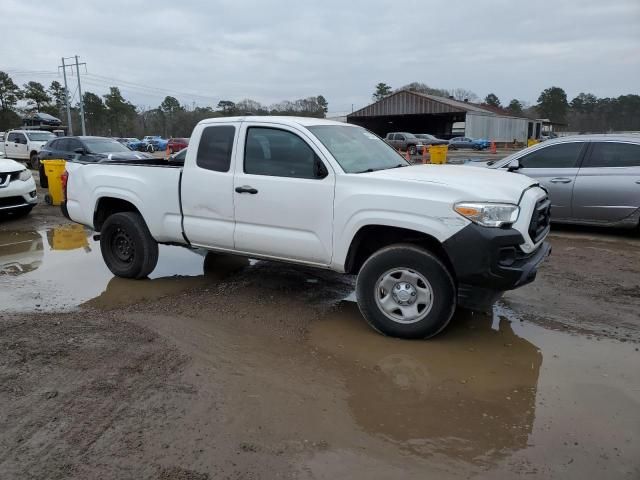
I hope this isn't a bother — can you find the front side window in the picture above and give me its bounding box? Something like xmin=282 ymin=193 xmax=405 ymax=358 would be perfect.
xmin=244 ymin=127 xmax=323 ymax=179
xmin=14 ymin=133 xmax=26 ymax=144
xmin=583 ymin=142 xmax=640 ymax=168
xmin=196 ymin=125 xmax=235 ymax=172
xmin=309 ymin=125 xmax=409 ymax=174
xmin=519 ymin=142 xmax=584 ymax=169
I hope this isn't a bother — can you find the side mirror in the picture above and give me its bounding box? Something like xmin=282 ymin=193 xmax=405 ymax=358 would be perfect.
xmin=314 ymin=157 xmax=328 ymax=179
xmin=74 ymin=147 xmax=86 ymax=155
xmin=507 ymin=159 xmax=521 ymax=172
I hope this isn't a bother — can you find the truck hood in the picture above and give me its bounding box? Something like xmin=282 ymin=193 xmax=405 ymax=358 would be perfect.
xmin=0 ymin=158 xmax=26 ymax=173
xmin=362 ymin=164 xmax=538 ymax=203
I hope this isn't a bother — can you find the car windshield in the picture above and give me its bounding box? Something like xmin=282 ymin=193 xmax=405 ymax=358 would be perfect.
xmin=308 ymin=125 xmax=409 ymax=173
xmin=84 ymin=138 xmax=131 ymax=154
xmin=25 ymin=132 xmax=56 ymax=141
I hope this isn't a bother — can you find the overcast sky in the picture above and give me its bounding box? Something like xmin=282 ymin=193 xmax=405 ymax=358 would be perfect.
xmin=2 ymin=0 xmax=638 ymax=115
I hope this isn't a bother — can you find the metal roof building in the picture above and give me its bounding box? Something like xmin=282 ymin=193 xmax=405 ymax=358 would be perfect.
xmin=347 ymin=90 xmax=542 ymax=142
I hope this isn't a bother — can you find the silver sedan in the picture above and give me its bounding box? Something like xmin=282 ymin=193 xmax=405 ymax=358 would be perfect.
xmin=474 ymin=135 xmax=640 ymax=228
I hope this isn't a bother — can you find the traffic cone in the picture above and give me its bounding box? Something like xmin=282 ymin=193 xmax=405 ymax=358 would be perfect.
xmin=166 ymin=144 xmax=171 ymax=159
xmin=490 ymin=140 xmax=497 ymax=154
xmin=422 ymin=145 xmax=428 ymax=164
xmin=405 ymin=149 xmax=411 ymax=162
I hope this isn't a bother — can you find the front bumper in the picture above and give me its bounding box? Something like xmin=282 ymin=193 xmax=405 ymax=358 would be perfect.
xmin=0 ymin=177 xmax=38 ymax=211
xmin=442 ymin=223 xmax=551 ymax=311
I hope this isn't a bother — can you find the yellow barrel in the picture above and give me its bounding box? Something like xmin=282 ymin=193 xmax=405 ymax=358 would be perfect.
xmin=430 ymin=145 xmax=448 ymax=164
xmin=42 ymin=159 xmax=66 ymax=206
xmin=527 ymin=139 xmax=540 ymax=147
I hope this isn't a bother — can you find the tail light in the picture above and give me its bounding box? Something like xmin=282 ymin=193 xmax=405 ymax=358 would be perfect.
xmin=61 ymin=170 xmax=69 ymax=200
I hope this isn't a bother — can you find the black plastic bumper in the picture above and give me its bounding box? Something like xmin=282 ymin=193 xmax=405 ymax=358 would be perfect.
xmin=442 ymin=223 xmax=551 ymax=311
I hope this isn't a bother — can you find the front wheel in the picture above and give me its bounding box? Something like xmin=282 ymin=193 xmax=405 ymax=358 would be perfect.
xmin=408 ymin=145 xmax=417 ymax=155
xmin=355 ymin=244 xmax=456 ymax=339
xmin=100 ymin=212 xmax=159 ymax=279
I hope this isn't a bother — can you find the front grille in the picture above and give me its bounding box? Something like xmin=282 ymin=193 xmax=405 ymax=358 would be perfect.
xmin=528 ymin=197 xmax=551 ymax=243
xmin=0 ymin=196 xmax=26 ymax=208
xmin=0 ymin=171 xmax=20 ymax=186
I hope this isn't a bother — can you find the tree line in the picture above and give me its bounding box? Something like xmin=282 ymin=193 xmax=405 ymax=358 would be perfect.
xmin=372 ymin=82 xmax=640 ymax=132
xmin=0 ymin=71 xmax=328 ymax=137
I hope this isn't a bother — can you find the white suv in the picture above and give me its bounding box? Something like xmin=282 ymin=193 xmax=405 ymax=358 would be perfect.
xmin=3 ymin=130 xmax=57 ymax=169
xmin=0 ymin=158 xmax=38 ymax=216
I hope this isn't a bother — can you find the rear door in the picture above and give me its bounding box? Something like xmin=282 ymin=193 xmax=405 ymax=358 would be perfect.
xmin=180 ymin=122 xmax=239 ymax=250
xmin=572 ymin=141 xmax=640 ymax=223
xmin=233 ymin=122 xmax=335 ymax=265
xmin=515 ymin=141 xmax=587 ymax=219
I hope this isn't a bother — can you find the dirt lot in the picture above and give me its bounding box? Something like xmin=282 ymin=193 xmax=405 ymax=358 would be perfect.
xmin=1 ymin=195 xmax=639 ymax=479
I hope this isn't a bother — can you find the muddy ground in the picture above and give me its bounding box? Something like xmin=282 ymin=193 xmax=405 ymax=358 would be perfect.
xmin=1 ymin=197 xmax=639 ymax=479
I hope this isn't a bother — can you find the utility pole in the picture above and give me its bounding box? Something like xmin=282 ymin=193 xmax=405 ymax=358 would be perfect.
xmin=58 ymin=55 xmax=87 ymax=135
xmin=75 ymin=56 xmax=86 ymax=135
xmin=60 ymin=57 xmax=73 ymax=135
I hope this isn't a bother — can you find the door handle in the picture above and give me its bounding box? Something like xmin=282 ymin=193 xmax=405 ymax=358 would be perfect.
xmin=635 ymin=180 xmax=640 ymax=185
xmin=235 ymin=185 xmax=258 ymax=194
xmin=550 ymin=177 xmax=572 ymax=184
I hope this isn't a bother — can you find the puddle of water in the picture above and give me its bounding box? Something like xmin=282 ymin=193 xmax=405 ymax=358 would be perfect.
xmin=0 ymin=226 xmax=247 ymax=313
xmin=308 ymin=302 xmax=640 ymax=477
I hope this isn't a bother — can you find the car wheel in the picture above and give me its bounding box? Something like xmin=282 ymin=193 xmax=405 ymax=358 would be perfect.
xmin=146 ymin=144 xmax=155 ymax=153
xmin=449 ymin=145 xmax=457 ymax=150
xmin=355 ymin=244 xmax=456 ymax=339
xmin=408 ymin=145 xmax=417 ymax=155
xmin=100 ymin=212 xmax=159 ymax=279
xmin=30 ymin=153 xmax=39 ymax=170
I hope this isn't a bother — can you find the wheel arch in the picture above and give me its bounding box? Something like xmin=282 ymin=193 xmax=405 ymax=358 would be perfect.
xmin=93 ymin=196 xmax=142 ymax=231
xmin=344 ymin=224 xmax=455 ymax=277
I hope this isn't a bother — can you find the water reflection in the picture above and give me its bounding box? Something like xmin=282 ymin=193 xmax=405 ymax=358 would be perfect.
xmin=309 ymin=303 xmax=542 ymax=467
xmin=0 ymin=230 xmax=44 ymax=276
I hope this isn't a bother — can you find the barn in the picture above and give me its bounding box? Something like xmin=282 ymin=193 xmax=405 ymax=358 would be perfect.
xmin=347 ymin=90 xmax=542 ymax=142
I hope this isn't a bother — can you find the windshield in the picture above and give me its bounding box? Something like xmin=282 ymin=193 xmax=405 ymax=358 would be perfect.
xmin=84 ymin=138 xmax=132 ymax=154
xmin=417 ymin=134 xmax=436 ymax=140
xmin=25 ymin=132 xmax=56 ymax=141
xmin=308 ymin=125 xmax=409 ymax=173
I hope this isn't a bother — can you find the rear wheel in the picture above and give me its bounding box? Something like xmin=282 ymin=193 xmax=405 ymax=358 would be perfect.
xmin=100 ymin=212 xmax=159 ymax=279
xmin=355 ymin=244 xmax=456 ymax=339
xmin=30 ymin=152 xmax=39 ymax=170
xmin=408 ymin=145 xmax=417 ymax=155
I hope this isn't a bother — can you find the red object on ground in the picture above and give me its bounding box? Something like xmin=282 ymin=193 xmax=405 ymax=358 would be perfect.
xmin=490 ymin=141 xmax=497 ymax=154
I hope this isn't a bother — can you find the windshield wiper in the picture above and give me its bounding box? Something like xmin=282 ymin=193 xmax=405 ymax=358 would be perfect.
xmin=353 ymin=168 xmax=376 ymax=174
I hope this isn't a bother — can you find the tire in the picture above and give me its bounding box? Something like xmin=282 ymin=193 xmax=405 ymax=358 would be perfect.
xmin=355 ymin=244 xmax=456 ymax=339
xmin=30 ymin=153 xmax=39 ymax=170
xmin=449 ymin=145 xmax=457 ymax=150
xmin=100 ymin=212 xmax=159 ymax=279
xmin=408 ymin=145 xmax=417 ymax=155
xmin=146 ymin=144 xmax=155 ymax=153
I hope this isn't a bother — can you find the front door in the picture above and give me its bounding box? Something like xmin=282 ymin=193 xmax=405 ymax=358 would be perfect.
xmin=515 ymin=141 xmax=587 ymax=219
xmin=572 ymin=141 xmax=640 ymax=223
xmin=233 ymin=123 xmax=335 ymax=265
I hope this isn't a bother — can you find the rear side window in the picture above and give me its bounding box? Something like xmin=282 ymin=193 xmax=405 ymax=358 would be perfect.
xmin=244 ymin=127 xmax=321 ymax=179
xmin=196 ymin=126 xmax=235 ymax=172
xmin=519 ymin=142 xmax=584 ymax=168
xmin=56 ymin=139 xmax=70 ymax=151
xmin=7 ymin=132 xmax=17 ymax=142
xmin=583 ymin=142 xmax=640 ymax=168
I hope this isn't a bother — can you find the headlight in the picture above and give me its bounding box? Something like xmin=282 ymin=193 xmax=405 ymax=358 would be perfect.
xmin=454 ymin=202 xmax=519 ymax=227
xmin=18 ymin=169 xmax=32 ymax=182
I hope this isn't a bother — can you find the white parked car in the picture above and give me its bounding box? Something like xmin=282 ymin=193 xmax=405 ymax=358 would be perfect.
xmin=64 ymin=116 xmax=551 ymax=339
xmin=3 ymin=130 xmax=57 ymax=168
xmin=0 ymin=158 xmax=38 ymax=216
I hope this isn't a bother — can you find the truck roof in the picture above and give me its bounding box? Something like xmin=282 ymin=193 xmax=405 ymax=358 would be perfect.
xmin=198 ymin=116 xmax=351 ymax=128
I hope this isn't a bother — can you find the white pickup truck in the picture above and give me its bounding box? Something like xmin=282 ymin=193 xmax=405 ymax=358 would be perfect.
xmin=2 ymin=130 xmax=57 ymax=168
xmin=64 ymin=116 xmax=551 ymax=339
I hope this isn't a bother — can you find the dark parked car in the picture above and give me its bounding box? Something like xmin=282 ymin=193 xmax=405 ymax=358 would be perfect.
xmin=167 ymin=137 xmax=189 ymax=154
xmin=473 ymin=135 xmax=640 ymax=228
xmin=38 ymin=136 xmax=152 ymax=187
xmin=22 ymin=112 xmax=62 ymax=128
xmin=414 ymin=134 xmax=449 ymax=146
xmin=384 ymin=132 xmax=425 ymax=154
